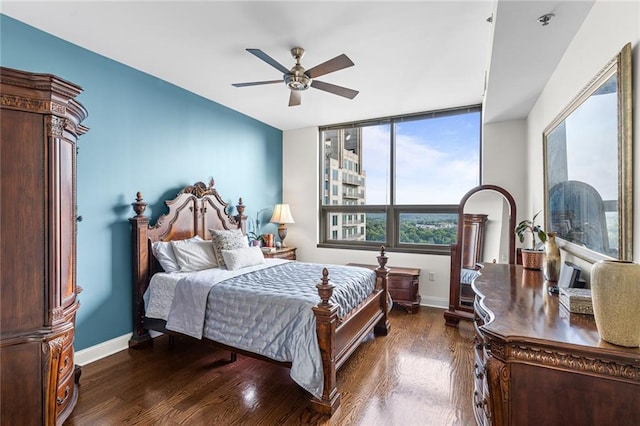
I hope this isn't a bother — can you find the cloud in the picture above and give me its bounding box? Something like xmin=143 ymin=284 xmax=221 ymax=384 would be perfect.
xmin=361 ymin=121 xmax=479 ymax=204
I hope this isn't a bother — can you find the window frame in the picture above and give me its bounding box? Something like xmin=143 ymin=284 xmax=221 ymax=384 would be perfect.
xmin=318 ymin=105 xmax=482 ymax=254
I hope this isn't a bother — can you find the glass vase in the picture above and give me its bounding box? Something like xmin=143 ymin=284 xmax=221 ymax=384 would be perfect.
xmin=543 ymin=232 xmax=561 ymax=282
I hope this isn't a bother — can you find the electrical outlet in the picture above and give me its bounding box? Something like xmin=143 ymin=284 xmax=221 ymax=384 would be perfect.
xmin=428 ymin=272 xmax=436 ymax=281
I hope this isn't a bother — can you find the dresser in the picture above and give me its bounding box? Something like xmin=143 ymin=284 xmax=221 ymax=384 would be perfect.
xmin=262 ymin=246 xmax=297 ymax=260
xmin=347 ymin=264 xmax=421 ymax=313
xmin=0 ymin=67 xmax=88 ymax=425
xmin=471 ymin=263 xmax=640 ymax=426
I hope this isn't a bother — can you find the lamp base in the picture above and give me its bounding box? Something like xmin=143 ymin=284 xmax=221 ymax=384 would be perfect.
xmin=278 ymin=224 xmax=288 ymax=247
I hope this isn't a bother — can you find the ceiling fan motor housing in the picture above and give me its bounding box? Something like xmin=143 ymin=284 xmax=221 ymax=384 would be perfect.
xmin=285 ymin=48 xmax=311 ymax=90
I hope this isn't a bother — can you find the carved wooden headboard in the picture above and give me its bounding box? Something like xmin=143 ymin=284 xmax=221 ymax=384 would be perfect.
xmin=128 ymin=179 xmax=246 ymax=345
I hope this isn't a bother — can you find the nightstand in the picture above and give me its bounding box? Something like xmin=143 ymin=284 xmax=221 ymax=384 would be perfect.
xmin=262 ymin=247 xmax=297 ymax=260
xmin=347 ymin=263 xmax=421 ymax=313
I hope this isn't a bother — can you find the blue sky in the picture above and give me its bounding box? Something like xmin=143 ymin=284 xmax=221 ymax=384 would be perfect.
xmin=362 ymin=111 xmax=481 ymax=205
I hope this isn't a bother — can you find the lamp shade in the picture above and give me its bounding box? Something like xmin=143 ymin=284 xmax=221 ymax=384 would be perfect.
xmin=270 ymin=204 xmax=295 ymax=224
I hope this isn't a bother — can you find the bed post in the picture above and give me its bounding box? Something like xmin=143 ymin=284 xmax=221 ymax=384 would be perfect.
xmin=235 ymin=198 xmax=247 ymax=233
xmin=128 ymin=192 xmax=153 ymax=348
xmin=374 ymin=246 xmax=391 ymax=336
xmin=311 ymin=268 xmax=341 ymax=414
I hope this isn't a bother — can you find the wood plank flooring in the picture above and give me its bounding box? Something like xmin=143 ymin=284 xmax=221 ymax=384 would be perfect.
xmin=65 ymin=307 xmax=476 ymax=425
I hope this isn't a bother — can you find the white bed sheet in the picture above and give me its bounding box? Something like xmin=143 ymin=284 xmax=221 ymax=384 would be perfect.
xmin=143 ymin=258 xmax=290 ymax=320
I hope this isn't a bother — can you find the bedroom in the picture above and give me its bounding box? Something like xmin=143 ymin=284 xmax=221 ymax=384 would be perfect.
xmin=1 ymin=0 xmax=639 ymax=424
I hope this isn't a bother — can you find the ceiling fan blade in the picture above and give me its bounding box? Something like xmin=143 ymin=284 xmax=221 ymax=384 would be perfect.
xmin=246 ymin=48 xmax=290 ymax=74
xmin=306 ymin=54 xmax=354 ymax=79
xmin=289 ymin=90 xmax=301 ymax=107
xmin=232 ymin=80 xmax=282 ymax=87
xmin=310 ymin=80 xmax=359 ymax=99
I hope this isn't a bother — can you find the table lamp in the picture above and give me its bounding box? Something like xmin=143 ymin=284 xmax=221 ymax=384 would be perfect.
xmin=270 ymin=204 xmax=295 ymax=247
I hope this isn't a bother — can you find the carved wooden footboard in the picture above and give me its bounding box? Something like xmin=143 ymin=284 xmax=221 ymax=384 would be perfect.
xmin=128 ymin=180 xmax=390 ymax=415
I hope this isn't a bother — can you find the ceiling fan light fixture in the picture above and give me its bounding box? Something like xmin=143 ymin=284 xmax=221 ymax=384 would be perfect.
xmin=284 ymin=73 xmax=311 ymax=91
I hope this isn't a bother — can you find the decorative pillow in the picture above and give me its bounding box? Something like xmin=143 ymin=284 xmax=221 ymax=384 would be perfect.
xmin=151 ymin=236 xmax=202 ymax=273
xmin=209 ymin=229 xmax=248 ymax=267
xmin=221 ymin=246 xmax=265 ymax=271
xmin=170 ymin=238 xmax=217 ymax=272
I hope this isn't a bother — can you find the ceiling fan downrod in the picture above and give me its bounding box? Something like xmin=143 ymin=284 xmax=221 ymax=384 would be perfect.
xmin=285 ymin=47 xmax=311 ymax=91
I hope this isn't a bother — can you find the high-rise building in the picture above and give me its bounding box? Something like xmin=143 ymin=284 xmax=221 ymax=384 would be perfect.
xmin=323 ymin=128 xmax=367 ymax=241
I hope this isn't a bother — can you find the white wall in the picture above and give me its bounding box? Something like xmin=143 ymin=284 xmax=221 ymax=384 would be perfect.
xmin=482 ymin=119 xmax=527 ymax=218
xmin=526 ymin=0 xmax=640 ymax=279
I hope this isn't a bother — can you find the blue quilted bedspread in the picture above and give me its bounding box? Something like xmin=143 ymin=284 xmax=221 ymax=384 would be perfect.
xmin=166 ymin=261 xmax=376 ymax=399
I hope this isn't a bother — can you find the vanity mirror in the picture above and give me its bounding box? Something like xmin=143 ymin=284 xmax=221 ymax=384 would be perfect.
xmin=444 ymin=185 xmax=516 ymax=326
xmin=543 ymin=43 xmax=632 ymax=262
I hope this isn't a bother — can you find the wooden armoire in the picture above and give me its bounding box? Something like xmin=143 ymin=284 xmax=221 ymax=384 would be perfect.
xmin=1 ymin=67 xmax=88 ymax=425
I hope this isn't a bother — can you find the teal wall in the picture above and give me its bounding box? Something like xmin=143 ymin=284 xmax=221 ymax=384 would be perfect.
xmin=1 ymin=15 xmax=284 ymax=351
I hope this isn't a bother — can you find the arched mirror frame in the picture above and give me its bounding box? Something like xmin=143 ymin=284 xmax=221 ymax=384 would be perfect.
xmin=444 ymin=185 xmax=517 ymax=327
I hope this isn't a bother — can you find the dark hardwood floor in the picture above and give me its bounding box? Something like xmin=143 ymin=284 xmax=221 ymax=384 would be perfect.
xmin=65 ymin=307 xmax=476 ymax=425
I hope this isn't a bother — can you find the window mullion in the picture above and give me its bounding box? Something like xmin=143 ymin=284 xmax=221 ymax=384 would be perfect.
xmin=387 ymin=119 xmax=396 ymax=247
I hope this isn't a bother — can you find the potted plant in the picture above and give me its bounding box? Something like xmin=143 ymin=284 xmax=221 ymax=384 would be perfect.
xmin=248 ymin=232 xmax=264 ymax=247
xmin=515 ymin=211 xmax=547 ymax=270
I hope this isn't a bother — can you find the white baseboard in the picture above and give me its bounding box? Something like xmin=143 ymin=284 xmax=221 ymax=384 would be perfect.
xmin=420 ymin=295 xmax=448 ymax=309
xmin=75 ymin=333 xmax=132 ymax=366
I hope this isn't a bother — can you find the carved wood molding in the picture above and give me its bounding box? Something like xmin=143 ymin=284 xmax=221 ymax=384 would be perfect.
xmin=181 ymin=178 xmax=218 ymax=198
xmin=44 ymin=335 xmax=65 ymax=359
xmin=488 ymin=339 xmax=506 ymax=359
xmin=51 ymin=306 xmax=65 ymax=322
xmin=46 ymin=115 xmax=65 ymax=137
xmin=0 ymin=74 xmax=81 ymax=99
xmin=1 ymin=94 xmax=66 ymax=115
xmin=507 ymin=343 xmax=640 ymax=383
xmin=485 ymin=356 xmax=508 ymax=426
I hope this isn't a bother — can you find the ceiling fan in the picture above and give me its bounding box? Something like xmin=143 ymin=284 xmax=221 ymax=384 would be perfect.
xmin=232 ymin=47 xmax=359 ymax=107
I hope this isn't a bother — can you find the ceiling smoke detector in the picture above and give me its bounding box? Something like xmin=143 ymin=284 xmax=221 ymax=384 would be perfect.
xmin=537 ymin=13 xmax=555 ymax=26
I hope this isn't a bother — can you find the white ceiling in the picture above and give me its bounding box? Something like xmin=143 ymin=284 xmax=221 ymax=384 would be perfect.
xmin=1 ymin=1 xmax=594 ymax=131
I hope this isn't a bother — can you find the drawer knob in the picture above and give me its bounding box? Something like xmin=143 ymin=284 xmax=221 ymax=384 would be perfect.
xmin=59 ymin=356 xmax=70 ymax=374
xmin=56 ymin=386 xmax=70 ymax=406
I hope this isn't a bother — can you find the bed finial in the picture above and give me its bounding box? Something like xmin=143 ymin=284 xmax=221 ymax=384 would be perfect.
xmin=316 ymin=268 xmax=335 ymax=307
xmin=377 ymin=246 xmax=388 ymax=269
xmin=236 ymin=198 xmax=245 ymax=216
xmin=132 ymin=192 xmax=147 ymax=217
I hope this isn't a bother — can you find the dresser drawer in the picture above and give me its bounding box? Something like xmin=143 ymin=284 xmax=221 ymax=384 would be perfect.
xmin=55 ymin=370 xmax=75 ymax=417
xmin=388 ymin=286 xmax=412 ymax=301
xmin=58 ymin=342 xmax=74 ymax=380
xmin=388 ymin=274 xmax=413 ymax=289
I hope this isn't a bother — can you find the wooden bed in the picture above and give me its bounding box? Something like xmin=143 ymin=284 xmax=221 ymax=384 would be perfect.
xmin=128 ymin=179 xmax=390 ymax=414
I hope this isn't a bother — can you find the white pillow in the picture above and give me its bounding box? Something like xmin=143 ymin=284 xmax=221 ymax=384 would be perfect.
xmin=222 ymin=246 xmax=265 ymax=271
xmin=209 ymin=229 xmax=249 ymax=267
xmin=151 ymin=236 xmax=202 ymax=273
xmin=170 ymin=238 xmax=217 ymax=272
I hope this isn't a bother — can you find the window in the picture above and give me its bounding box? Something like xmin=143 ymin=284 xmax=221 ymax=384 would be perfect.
xmin=319 ymin=106 xmax=481 ymax=254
